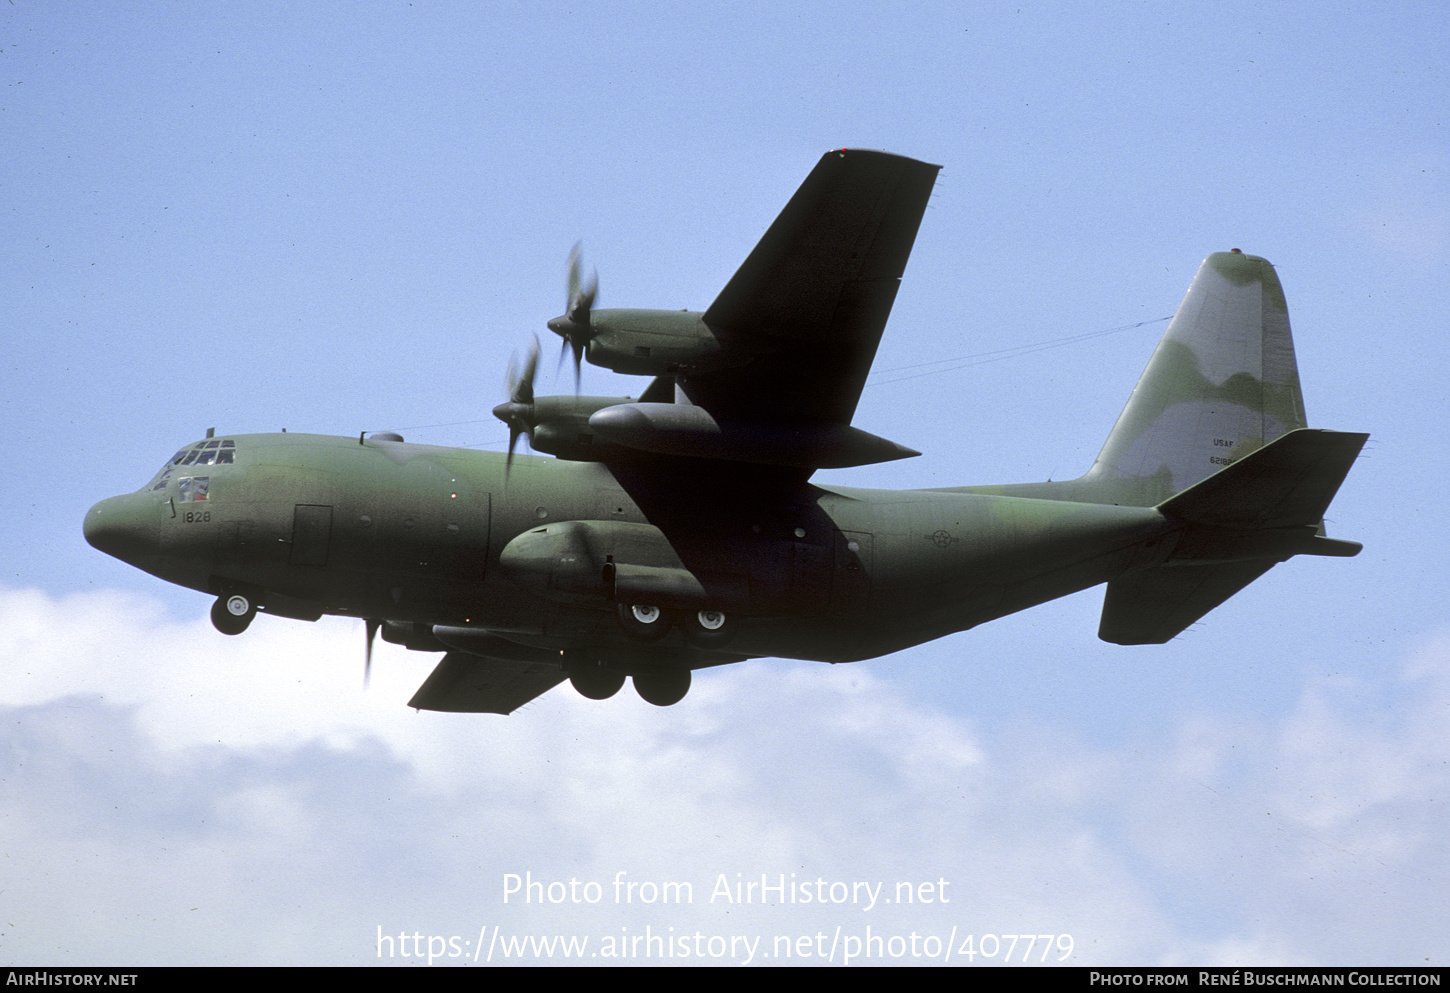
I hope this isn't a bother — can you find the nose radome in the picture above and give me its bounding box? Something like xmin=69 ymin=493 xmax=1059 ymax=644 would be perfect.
xmin=84 ymin=493 xmax=160 ymax=564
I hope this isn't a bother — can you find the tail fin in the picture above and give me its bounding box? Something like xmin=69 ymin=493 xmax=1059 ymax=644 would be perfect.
xmin=1086 ymin=251 xmax=1308 ymax=506
xmin=1089 ymin=253 xmax=1370 ymax=644
xmin=950 ymin=251 xmax=1366 ymax=643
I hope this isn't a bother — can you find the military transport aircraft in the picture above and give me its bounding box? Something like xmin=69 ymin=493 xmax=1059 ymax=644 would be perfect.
xmin=84 ymin=149 xmax=1367 ymax=713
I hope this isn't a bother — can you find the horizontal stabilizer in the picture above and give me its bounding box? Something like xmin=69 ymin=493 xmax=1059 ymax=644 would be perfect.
xmin=408 ymin=651 xmax=565 ymax=715
xmin=1101 ymin=428 xmax=1366 ymax=644
xmin=1158 ymin=428 xmax=1368 ymax=529
xmin=1100 ymin=561 xmax=1276 ymax=645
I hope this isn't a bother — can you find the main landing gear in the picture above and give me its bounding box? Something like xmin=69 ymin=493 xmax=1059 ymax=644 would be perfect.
xmin=210 ymin=592 xmax=256 ymax=635
xmin=602 ymin=601 xmax=731 ymax=706
xmin=616 ymin=602 xmax=672 ymax=640
xmin=615 ymin=603 xmax=737 ymax=647
xmin=565 ymin=652 xmax=691 ymax=707
xmin=632 ymin=667 xmax=691 ymax=707
xmin=566 ymin=654 xmax=627 ymax=701
xmin=681 ymin=608 xmax=734 ymax=647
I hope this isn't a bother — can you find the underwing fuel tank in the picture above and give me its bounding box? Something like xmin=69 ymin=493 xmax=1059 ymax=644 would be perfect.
xmin=498 ymin=520 xmax=748 ymax=611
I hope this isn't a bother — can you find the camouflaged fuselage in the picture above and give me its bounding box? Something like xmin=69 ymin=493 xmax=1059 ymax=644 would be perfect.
xmin=87 ymin=431 xmax=1174 ymax=664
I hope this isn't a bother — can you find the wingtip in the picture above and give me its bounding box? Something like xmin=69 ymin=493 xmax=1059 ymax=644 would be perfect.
xmin=822 ymin=147 xmax=943 ymax=170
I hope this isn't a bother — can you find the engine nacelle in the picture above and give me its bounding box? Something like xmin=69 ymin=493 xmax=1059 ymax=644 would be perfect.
xmin=583 ymin=309 xmax=753 ymax=376
xmin=523 ymin=395 xmax=636 ymax=462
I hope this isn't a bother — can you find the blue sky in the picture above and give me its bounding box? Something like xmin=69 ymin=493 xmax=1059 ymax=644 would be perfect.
xmin=3 ymin=2 xmax=1447 ymax=966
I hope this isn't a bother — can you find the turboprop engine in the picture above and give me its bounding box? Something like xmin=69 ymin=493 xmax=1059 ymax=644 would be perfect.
xmin=545 ymin=245 xmax=759 ymax=379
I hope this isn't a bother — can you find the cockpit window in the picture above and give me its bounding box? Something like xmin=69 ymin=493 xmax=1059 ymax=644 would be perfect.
xmin=149 ymin=440 xmax=236 ymax=490
xmin=167 ymin=440 xmax=235 ymax=468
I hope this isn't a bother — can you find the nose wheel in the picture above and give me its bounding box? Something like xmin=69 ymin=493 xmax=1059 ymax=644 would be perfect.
xmin=210 ymin=592 xmax=256 ymax=635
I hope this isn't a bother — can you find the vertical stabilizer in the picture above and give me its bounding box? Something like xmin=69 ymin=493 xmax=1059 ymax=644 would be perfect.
xmin=950 ymin=251 xmax=1365 ymax=644
xmin=1085 ymin=251 xmax=1307 ymax=506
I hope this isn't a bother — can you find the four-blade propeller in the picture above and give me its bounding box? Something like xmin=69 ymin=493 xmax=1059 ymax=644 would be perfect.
xmin=491 ymin=333 xmax=541 ymax=476
xmin=546 ymin=242 xmax=597 ymax=388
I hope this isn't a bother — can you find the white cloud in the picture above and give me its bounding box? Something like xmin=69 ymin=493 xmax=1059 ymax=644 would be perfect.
xmin=2 ymin=587 xmax=1447 ymax=965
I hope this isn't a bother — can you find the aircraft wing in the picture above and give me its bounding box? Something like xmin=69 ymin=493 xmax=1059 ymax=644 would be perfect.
xmin=689 ymin=149 xmax=940 ymax=426
xmin=407 ymin=651 xmax=566 ymax=715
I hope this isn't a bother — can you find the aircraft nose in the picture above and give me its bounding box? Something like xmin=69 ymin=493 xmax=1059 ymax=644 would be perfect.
xmin=84 ymin=492 xmax=161 ymax=564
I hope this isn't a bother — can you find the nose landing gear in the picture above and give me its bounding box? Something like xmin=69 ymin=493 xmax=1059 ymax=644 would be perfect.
xmin=210 ymin=592 xmax=256 ymax=635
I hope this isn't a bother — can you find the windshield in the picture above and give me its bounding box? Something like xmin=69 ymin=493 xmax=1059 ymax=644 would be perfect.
xmin=148 ymin=439 xmax=236 ymax=491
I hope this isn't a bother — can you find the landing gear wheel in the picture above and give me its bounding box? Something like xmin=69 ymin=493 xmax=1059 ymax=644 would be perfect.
xmin=633 ymin=667 xmax=691 ymax=707
xmin=211 ymin=593 xmax=255 ymax=635
xmin=682 ymin=608 xmax=735 ymax=647
xmin=616 ymin=602 xmax=672 ymax=641
xmin=567 ymin=659 xmax=626 ymax=700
